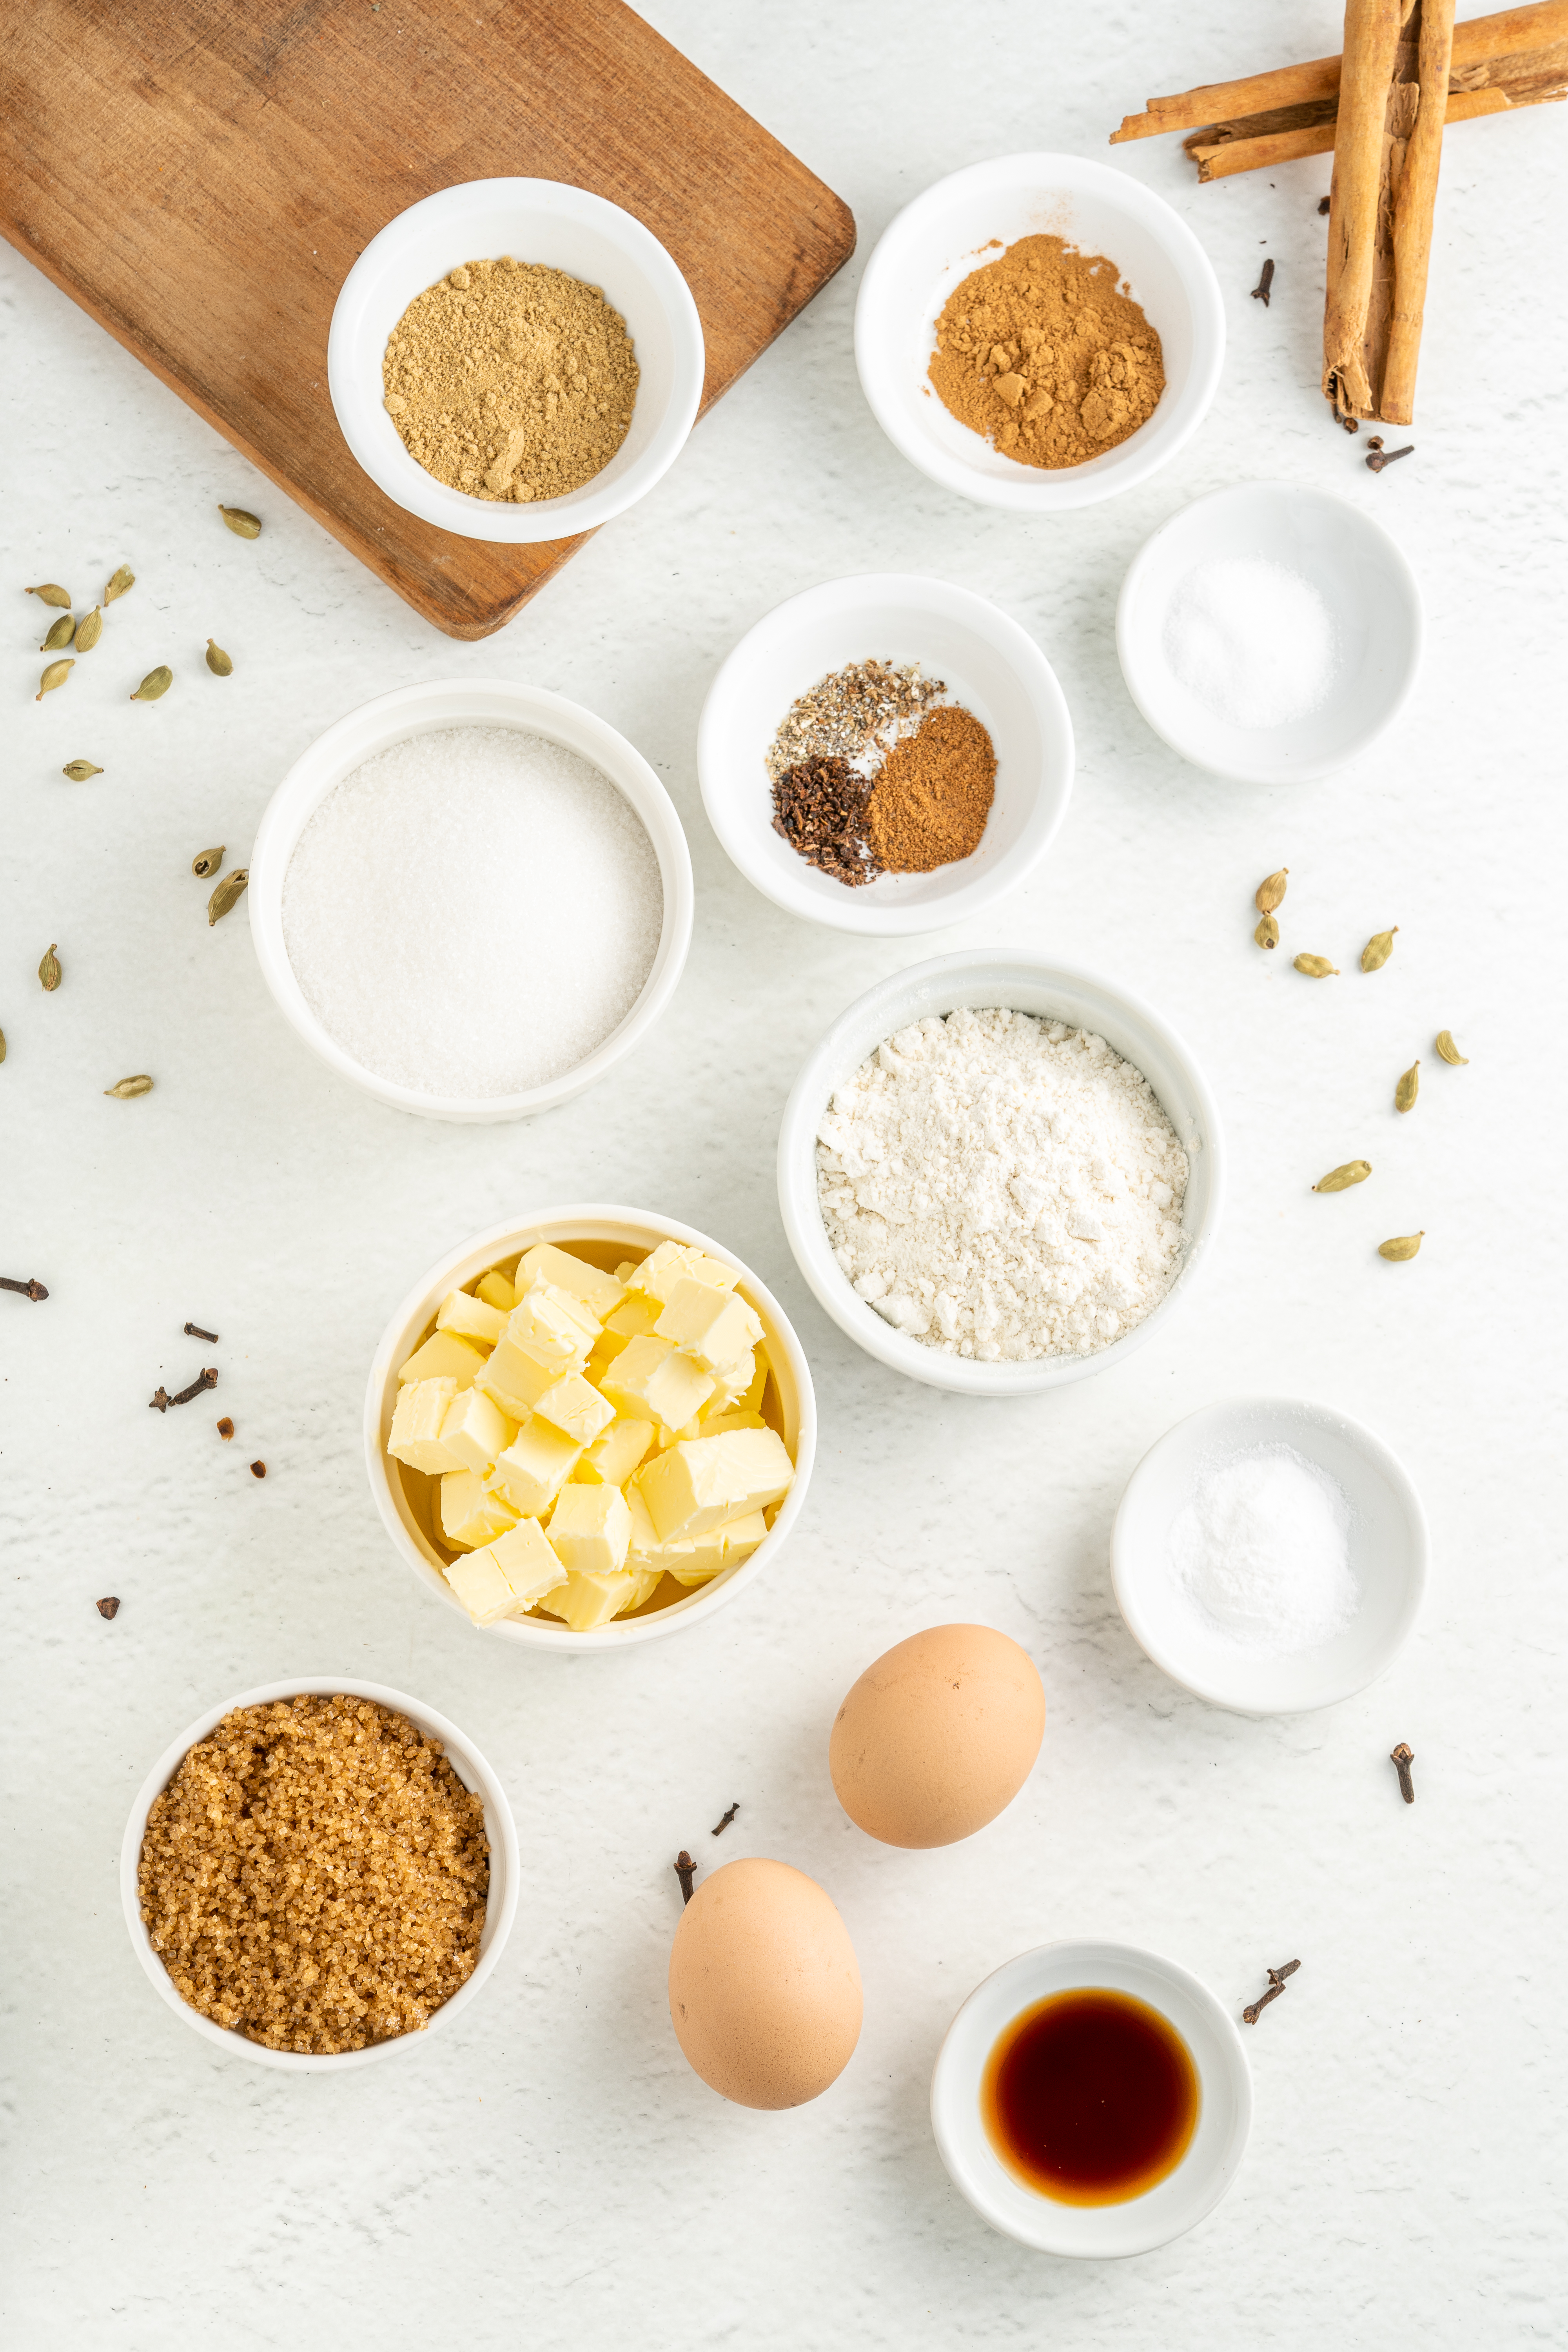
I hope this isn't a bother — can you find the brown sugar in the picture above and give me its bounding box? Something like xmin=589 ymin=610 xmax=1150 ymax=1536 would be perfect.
xmin=866 ymin=705 xmax=996 ymax=873
xmin=928 ymin=233 xmax=1164 ymax=470
xmin=138 ymin=1693 xmax=489 ymax=2054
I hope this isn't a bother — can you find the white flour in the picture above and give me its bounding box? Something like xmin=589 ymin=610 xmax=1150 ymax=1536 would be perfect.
xmin=815 ymin=1007 xmax=1190 ymax=1360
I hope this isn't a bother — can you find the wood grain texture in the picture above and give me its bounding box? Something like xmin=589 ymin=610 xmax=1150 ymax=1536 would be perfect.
xmin=0 ymin=0 xmax=855 ymax=638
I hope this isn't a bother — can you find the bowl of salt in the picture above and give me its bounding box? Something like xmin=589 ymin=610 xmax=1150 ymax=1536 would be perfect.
xmin=1109 ymin=1396 xmax=1428 ymax=1714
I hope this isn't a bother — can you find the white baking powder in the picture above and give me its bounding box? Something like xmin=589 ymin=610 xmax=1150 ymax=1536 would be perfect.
xmin=1163 ymin=555 xmax=1339 ymax=729
xmin=1167 ymin=1443 xmax=1359 ymax=1657
xmin=282 ymin=725 xmax=662 ymax=1098
xmin=815 ymin=1007 xmax=1190 ymax=1360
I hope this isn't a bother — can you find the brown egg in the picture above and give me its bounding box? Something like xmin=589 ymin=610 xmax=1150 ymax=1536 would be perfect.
xmin=829 ymin=1623 xmax=1045 ymax=1848
xmin=668 ymin=1857 xmax=862 ymax=2109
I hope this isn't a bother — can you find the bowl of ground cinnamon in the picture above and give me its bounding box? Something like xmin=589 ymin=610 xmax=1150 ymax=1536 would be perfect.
xmin=855 ymin=154 xmax=1223 ymax=512
xmin=329 ymin=178 xmax=704 ymax=542
xmin=698 ymin=574 xmax=1074 ymax=935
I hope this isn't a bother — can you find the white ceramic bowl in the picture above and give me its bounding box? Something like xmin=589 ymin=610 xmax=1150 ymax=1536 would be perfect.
xmin=120 ymin=1677 xmax=519 ymax=2073
xmin=697 ymin=574 xmax=1074 ymax=935
xmin=931 ymin=1940 xmax=1252 ymax=2256
xmin=248 ymin=677 xmax=693 ymax=1123
xmin=327 ymin=178 xmax=704 ymax=541
xmin=855 ymin=153 xmax=1224 ymax=513
xmin=1110 ymin=1396 xmax=1428 ymax=1715
xmin=1116 ymin=482 xmax=1424 ymax=782
xmin=367 ymin=1207 xmax=816 ymax=1650
xmin=777 ymin=953 xmax=1223 ymax=1396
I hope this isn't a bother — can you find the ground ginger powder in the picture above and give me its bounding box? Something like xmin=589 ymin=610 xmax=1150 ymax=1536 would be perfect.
xmin=382 ymin=257 xmax=639 ymax=503
xmin=927 ymin=234 xmax=1164 ymax=470
xmin=866 ymin=705 xmax=996 ymax=873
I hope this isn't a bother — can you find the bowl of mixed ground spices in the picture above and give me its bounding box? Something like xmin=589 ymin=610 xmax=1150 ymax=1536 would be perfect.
xmin=121 ymin=1681 xmax=518 ymax=2069
xmin=329 ymin=178 xmax=704 ymax=541
xmin=698 ymin=574 xmax=1073 ymax=934
xmin=855 ymin=154 xmax=1223 ymax=512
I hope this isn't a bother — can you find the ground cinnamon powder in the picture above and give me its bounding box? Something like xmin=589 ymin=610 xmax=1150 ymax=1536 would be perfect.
xmin=866 ymin=706 xmax=996 ymax=873
xmin=928 ymin=233 xmax=1164 ymax=470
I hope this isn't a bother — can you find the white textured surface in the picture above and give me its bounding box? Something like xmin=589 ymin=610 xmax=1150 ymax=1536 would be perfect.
xmin=2 ymin=3 xmax=1564 ymax=2343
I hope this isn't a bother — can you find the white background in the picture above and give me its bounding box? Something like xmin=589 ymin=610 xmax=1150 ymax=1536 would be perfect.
xmin=4 ymin=3 xmax=1564 ymax=2344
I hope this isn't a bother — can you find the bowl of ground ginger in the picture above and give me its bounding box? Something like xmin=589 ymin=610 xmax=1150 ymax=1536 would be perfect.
xmin=855 ymin=154 xmax=1224 ymax=512
xmin=121 ymin=1682 xmax=518 ymax=2069
xmin=329 ymin=178 xmax=704 ymax=542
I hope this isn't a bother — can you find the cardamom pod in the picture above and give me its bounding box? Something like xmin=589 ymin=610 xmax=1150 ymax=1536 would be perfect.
xmin=130 ymin=664 xmax=172 ymax=701
xmin=191 ymin=844 xmax=226 ymax=878
xmin=105 ymin=564 xmax=135 ymax=603
xmin=1254 ymin=867 xmax=1289 ymax=914
xmin=1394 ymin=1061 xmax=1420 ymax=1114
xmin=38 ymin=944 xmax=61 ymax=993
xmin=37 ymin=659 xmax=74 ymax=700
xmin=104 ymin=1074 xmax=154 ymax=1098
xmin=219 ymin=505 xmax=262 ymax=539
xmin=74 ymin=604 xmax=103 ymax=653
xmin=1293 ymin=953 xmax=1339 ymax=977
xmin=207 ymin=866 xmax=249 ymax=924
xmin=1312 ymin=1160 xmax=1372 ymax=1192
xmin=27 ymin=582 xmax=72 ymax=608
xmin=0 ymin=1027 xmax=6 ymax=1063
xmin=62 ymin=759 xmax=103 ymax=781
xmin=40 ymin=612 xmax=76 ymax=652
xmin=1254 ymin=912 xmax=1279 ymax=950
xmin=1377 ymin=1231 xmax=1424 ymax=1261
xmin=205 ymin=638 xmax=233 ymax=676
xmin=1360 ymin=927 xmax=1399 ymax=971
xmin=1435 ymin=1030 xmax=1469 ymax=1065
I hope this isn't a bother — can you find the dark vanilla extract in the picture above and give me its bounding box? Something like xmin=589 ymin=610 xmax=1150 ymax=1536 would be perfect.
xmin=982 ymin=1987 xmax=1199 ymax=2205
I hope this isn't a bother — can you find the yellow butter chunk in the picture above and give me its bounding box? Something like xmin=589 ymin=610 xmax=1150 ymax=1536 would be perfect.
xmin=635 ymin=1425 xmax=795 ymax=1541
xmin=443 ymin=1546 xmax=522 ymax=1627
xmin=438 ymin=1384 xmax=516 ymax=1475
xmin=488 ymin=1417 xmax=583 ymax=1514
xmin=621 ymin=1566 xmax=663 ymax=1610
xmin=398 ymin=1331 xmax=488 ymax=1391
xmin=693 ymin=1410 xmax=766 ymax=1437
xmin=481 ymin=1516 xmax=568 ymax=1607
xmin=474 ymin=1270 xmax=516 ymax=1314
xmin=516 ymin=1243 xmax=625 ymax=1319
xmin=547 ymin=1482 xmax=633 ymax=1573
xmin=436 ymin=1287 xmax=509 ymax=1347
xmin=654 ymin=1277 xmax=764 ymax=1374
xmin=602 ymin=1292 xmax=661 ymax=1342
xmin=388 ymin=1376 xmax=468 ymax=1475
xmin=575 ymin=1417 xmax=653 ymax=1486
xmin=666 ymin=1509 xmax=768 ymax=1586
xmin=535 ymin=1568 xmax=639 ymax=1630
xmin=440 ymin=1470 xmax=519 ymax=1550
xmin=506 ymin=1280 xmax=601 ymax=1371
xmin=626 ymin=1240 xmax=739 ymax=1308
xmin=600 ymin=1335 xmax=715 ymax=1427
xmin=476 ymin=1334 xmax=558 ymax=1419
xmin=625 ymin=1480 xmax=696 ymax=1577
xmin=532 ymin=1370 xmax=615 ymax=1448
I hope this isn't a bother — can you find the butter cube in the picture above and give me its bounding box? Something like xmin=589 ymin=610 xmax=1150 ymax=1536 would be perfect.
xmin=600 ymin=1336 xmax=715 ymax=1427
xmin=436 ymin=1287 xmax=509 ymax=1348
xmin=483 ymin=1516 xmax=568 ymax=1608
xmin=622 ymin=1566 xmax=663 ymax=1610
xmin=516 ymin=1243 xmax=625 ymax=1319
xmin=547 ymin=1482 xmax=632 ymax=1573
xmin=628 ymin=1240 xmax=739 ymax=1308
xmin=694 ymin=1410 xmax=766 ymax=1438
xmin=443 ymin=1546 xmax=521 ymax=1628
xmin=624 ymin=1481 xmax=695 ymax=1578
xmin=666 ymin=1510 xmax=769 ymax=1586
xmin=575 ymin=1416 xmax=653 ymax=1486
xmin=655 ymin=1278 xmax=764 ymax=1374
xmin=437 ymin=1384 xmax=516 ymax=1475
xmin=532 ymin=1371 xmax=615 ymax=1448
xmin=389 ymin=1377 xmax=468 ymax=1475
xmin=475 ymin=1270 xmax=516 ymax=1314
xmin=476 ymin=1336 xmax=557 ymax=1419
xmin=398 ymin=1332 xmax=488 ymax=1391
xmin=440 ymin=1471 xmax=519 ymax=1551
xmin=634 ymin=1426 xmax=795 ymax=1541
xmin=505 ymin=1281 xmax=601 ymax=1371
xmin=488 ymin=1417 xmax=583 ymax=1515
xmin=535 ymin=1569 xmax=638 ymax=1631
xmin=603 ymin=1292 xmax=661 ymax=1342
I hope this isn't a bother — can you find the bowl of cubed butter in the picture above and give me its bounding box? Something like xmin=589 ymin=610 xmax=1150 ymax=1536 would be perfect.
xmin=366 ymin=1207 xmax=816 ymax=1649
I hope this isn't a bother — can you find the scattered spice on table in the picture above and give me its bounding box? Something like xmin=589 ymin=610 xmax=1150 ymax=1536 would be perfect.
xmin=104 ymin=1074 xmax=154 ymax=1097
xmin=38 ymin=944 xmax=61 ymax=992
xmin=250 ymin=1459 xmax=267 ymax=1478
xmin=183 ymin=1321 xmax=219 ymax=1342
xmin=711 ymin=1802 xmax=740 ymax=1838
xmin=1391 ymin=1742 xmax=1416 ymax=1802
xmin=96 ymin=1596 xmax=120 ymax=1619
xmin=673 ymin=1849 xmax=697 ymax=1902
xmin=866 ymin=704 xmax=996 ymax=873
xmin=62 ymin=760 xmax=102 ymax=781
xmin=1 ymin=1275 xmax=49 ymax=1300
xmin=205 ymin=639 xmax=233 ymax=677
xmin=216 ymin=1416 xmax=234 ymax=1439
xmin=1243 ymin=1958 xmax=1301 ymax=2024
xmin=191 ymin=846 xmax=225 ymax=878
xmin=1366 ymin=443 xmax=1415 ymax=473
xmin=1250 ymin=258 xmax=1275 ymax=305
xmin=219 ymin=506 xmax=261 ymax=539
xmin=149 ymin=1368 xmax=216 ymax=1411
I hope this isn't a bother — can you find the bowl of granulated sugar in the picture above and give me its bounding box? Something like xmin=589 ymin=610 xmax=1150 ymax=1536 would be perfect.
xmin=249 ymin=679 xmax=692 ymax=1122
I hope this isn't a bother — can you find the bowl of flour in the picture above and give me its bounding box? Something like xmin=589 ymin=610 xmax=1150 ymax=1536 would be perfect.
xmin=777 ymin=951 xmax=1222 ymax=1395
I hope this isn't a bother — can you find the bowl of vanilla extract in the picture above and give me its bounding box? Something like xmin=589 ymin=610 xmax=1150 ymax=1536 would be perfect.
xmin=929 ymin=1939 xmax=1252 ymax=2256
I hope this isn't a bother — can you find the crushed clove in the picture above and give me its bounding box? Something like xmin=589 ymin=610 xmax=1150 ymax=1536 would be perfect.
xmin=1243 ymin=1958 xmax=1301 ymax=2024
xmin=1317 ymin=196 xmax=1331 ymax=214
xmin=673 ymin=1850 xmax=697 ymax=1903
xmin=250 ymin=1459 xmax=267 ymax=1478
xmin=96 ymin=1595 xmax=121 ymax=1619
xmin=1390 ymin=1742 xmax=1416 ymax=1802
xmin=771 ymin=756 xmax=881 ymax=887
xmin=1250 ymin=258 xmax=1275 ymax=305
xmin=1366 ymin=445 xmax=1414 ymax=474
xmin=1 ymin=1275 xmax=50 ymax=1300
xmin=183 ymin=1321 xmax=219 ymax=1342
xmin=711 ymin=1802 xmax=740 ymax=1838
xmin=216 ymin=1416 xmax=234 ymax=1439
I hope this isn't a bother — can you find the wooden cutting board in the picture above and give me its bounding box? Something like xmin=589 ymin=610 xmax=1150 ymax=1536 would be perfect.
xmin=0 ymin=1 xmax=855 ymax=638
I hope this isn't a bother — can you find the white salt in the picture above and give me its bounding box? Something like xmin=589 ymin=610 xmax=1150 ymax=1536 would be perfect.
xmin=1163 ymin=556 xmax=1339 ymax=729
xmin=1166 ymin=1443 xmax=1359 ymax=1658
xmin=282 ymin=725 xmax=663 ymax=1098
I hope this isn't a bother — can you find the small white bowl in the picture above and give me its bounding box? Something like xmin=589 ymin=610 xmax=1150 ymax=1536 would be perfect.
xmin=367 ymin=1207 xmax=816 ymax=1651
xmin=121 ymin=1677 xmax=519 ymax=2072
xmin=855 ymin=153 xmax=1224 ymax=513
xmin=777 ymin=953 xmax=1223 ymax=1396
xmin=248 ymin=677 xmax=693 ymax=1123
xmin=931 ymin=1940 xmax=1252 ymax=2256
xmin=327 ymin=178 xmax=704 ymax=541
xmin=697 ymin=573 xmax=1074 ymax=935
xmin=1110 ymin=1397 xmax=1428 ymax=1715
xmin=1116 ymin=482 xmax=1424 ymax=782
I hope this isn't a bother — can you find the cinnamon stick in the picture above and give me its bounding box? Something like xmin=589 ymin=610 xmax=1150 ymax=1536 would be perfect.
xmin=1382 ymin=0 xmax=1458 ymax=419
xmin=1184 ymin=77 xmax=1563 ymax=182
xmin=1324 ymin=0 xmax=1407 ymax=422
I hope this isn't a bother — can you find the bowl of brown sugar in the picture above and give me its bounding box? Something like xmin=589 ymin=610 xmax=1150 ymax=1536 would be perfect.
xmin=120 ymin=1681 xmax=519 ymax=2070
xmin=855 ymin=154 xmax=1224 ymax=512
xmin=329 ymin=178 xmax=704 ymax=542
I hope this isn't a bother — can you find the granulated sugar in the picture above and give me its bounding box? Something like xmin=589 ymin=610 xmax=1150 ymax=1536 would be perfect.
xmin=1163 ymin=556 xmax=1339 ymax=729
xmin=1166 ymin=1443 xmax=1359 ymax=1657
xmin=282 ymin=725 xmax=662 ymax=1097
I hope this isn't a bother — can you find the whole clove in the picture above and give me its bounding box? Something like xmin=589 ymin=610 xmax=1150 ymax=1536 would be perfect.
xmin=150 ymin=1367 xmax=218 ymax=1410
xmin=1367 ymin=435 xmax=1384 ymax=451
xmin=216 ymin=1417 xmax=234 ymax=1439
xmin=149 ymin=1387 xmax=171 ymax=1413
xmin=96 ymin=1596 xmax=121 ymax=1619
xmin=250 ymin=1459 xmax=267 ymax=1478
xmin=1390 ymin=1742 xmax=1416 ymax=1803
xmin=1366 ymin=444 xmax=1414 ymax=474
xmin=673 ymin=1850 xmax=696 ymax=1903
xmin=183 ymin=1321 xmax=219 ymax=1342
xmin=1243 ymin=1958 xmax=1301 ymax=2024
xmin=1 ymin=1275 xmax=49 ymax=1300
xmin=1250 ymin=258 xmax=1275 ymax=305
xmin=711 ymin=1802 xmax=740 ymax=1838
